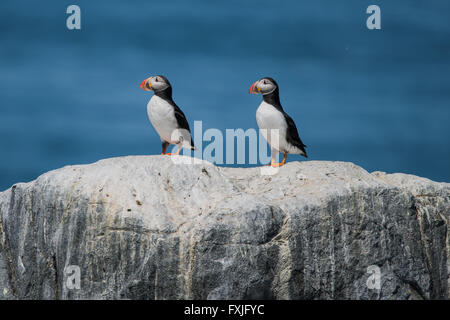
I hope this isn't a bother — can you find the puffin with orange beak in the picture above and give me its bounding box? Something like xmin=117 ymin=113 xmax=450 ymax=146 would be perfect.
xmin=249 ymin=77 xmax=307 ymax=167
xmin=140 ymin=75 xmax=194 ymax=155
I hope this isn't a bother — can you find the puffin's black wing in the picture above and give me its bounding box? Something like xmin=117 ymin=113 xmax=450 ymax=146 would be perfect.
xmin=171 ymin=102 xmax=195 ymax=148
xmin=282 ymin=112 xmax=307 ymax=157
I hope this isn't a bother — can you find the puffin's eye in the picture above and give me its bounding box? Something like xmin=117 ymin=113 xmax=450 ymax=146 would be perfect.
xmin=263 ymin=80 xmax=268 ymax=85
xmin=155 ymin=77 xmax=159 ymax=82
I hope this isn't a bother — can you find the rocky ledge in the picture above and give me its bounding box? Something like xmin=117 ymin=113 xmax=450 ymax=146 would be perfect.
xmin=0 ymin=156 xmax=448 ymax=299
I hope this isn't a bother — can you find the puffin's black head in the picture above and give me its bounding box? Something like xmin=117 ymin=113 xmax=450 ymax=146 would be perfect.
xmin=139 ymin=75 xmax=172 ymax=93
xmin=249 ymin=77 xmax=278 ymax=95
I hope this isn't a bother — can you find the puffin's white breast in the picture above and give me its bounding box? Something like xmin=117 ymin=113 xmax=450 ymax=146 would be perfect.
xmin=256 ymin=101 xmax=300 ymax=154
xmin=147 ymin=95 xmax=179 ymax=143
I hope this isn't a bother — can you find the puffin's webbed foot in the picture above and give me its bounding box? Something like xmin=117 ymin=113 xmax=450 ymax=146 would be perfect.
xmin=271 ymin=153 xmax=287 ymax=167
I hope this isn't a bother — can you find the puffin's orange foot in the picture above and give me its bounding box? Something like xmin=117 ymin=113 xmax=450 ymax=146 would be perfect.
xmin=270 ymin=154 xmax=287 ymax=167
xmin=271 ymin=162 xmax=286 ymax=167
xmin=165 ymin=153 xmax=174 ymax=155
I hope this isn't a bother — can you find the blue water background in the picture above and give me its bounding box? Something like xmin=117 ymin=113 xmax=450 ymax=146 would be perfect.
xmin=1 ymin=0 xmax=449 ymax=191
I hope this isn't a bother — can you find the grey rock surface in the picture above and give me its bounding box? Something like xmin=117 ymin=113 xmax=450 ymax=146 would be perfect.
xmin=0 ymin=156 xmax=448 ymax=299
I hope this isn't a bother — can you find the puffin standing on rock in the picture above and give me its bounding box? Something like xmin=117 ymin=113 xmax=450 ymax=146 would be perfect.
xmin=140 ymin=75 xmax=195 ymax=155
xmin=249 ymin=77 xmax=308 ymax=167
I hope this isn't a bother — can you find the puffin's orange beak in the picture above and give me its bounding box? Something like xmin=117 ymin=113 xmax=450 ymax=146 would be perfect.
xmin=140 ymin=77 xmax=152 ymax=91
xmin=249 ymin=81 xmax=259 ymax=94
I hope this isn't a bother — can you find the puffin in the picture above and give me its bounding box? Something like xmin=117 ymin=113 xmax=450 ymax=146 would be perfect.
xmin=249 ymin=77 xmax=307 ymax=167
xmin=139 ymin=75 xmax=195 ymax=155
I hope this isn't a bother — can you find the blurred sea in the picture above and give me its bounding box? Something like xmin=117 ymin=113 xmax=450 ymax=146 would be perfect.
xmin=0 ymin=0 xmax=449 ymax=191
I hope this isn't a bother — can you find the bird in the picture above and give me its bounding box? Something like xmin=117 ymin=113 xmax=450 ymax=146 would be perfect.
xmin=139 ymin=75 xmax=195 ymax=155
xmin=249 ymin=77 xmax=307 ymax=167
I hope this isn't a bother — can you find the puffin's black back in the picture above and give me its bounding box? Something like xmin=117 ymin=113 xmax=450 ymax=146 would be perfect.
xmin=284 ymin=113 xmax=307 ymax=157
